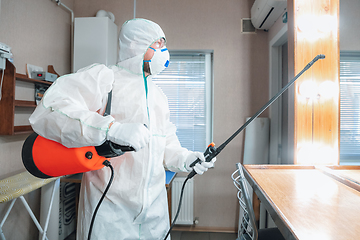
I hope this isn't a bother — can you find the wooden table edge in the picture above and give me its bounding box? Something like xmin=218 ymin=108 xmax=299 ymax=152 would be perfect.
xmin=242 ymin=164 xmax=299 ymax=240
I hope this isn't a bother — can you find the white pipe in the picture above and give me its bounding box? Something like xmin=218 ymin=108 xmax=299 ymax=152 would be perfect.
xmin=52 ymin=0 xmax=74 ymax=72
xmin=134 ymin=0 xmax=136 ymax=18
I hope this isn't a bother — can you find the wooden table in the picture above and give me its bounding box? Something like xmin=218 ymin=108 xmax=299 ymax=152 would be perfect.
xmin=242 ymin=165 xmax=360 ymax=240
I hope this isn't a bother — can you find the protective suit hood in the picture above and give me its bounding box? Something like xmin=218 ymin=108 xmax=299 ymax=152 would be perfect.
xmin=118 ymin=18 xmax=166 ymax=75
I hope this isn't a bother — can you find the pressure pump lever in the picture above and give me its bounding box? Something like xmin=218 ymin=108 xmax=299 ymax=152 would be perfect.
xmin=187 ymin=54 xmax=326 ymax=179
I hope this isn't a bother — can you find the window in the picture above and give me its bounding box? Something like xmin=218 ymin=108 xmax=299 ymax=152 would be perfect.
xmin=152 ymin=51 xmax=213 ymax=152
xmin=340 ymin=52 xmax=360 ymax=165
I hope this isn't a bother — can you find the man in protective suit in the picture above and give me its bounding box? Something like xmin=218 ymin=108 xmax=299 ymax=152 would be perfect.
xmin=29 ymin=18 xmax=215 ymax=239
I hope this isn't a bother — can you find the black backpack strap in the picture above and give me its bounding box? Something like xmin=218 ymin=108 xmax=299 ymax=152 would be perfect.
xmin=97 ymin=90 xmax=134 ymax=157
xmin=104 ymin=91 xmax=112 ymax=116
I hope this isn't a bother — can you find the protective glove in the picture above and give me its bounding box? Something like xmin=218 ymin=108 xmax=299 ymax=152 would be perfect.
xmin=106 ymin=122 xmax=150 ymax=152
xmin=185 ymin=151 xmax=216 ymax=175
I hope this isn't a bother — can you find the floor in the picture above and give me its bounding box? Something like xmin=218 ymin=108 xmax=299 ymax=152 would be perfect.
xmin=64 ymin=231 xmax=237 ymax=240
xmin=171 ymin=231 xmax=237 ymax=240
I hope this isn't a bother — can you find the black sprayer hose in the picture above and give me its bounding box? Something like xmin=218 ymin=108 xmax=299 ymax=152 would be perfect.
xmin=163 ymin=176 xmax=190 ymax=240
xmin=87 ymin=160 xmax=114 ymax=240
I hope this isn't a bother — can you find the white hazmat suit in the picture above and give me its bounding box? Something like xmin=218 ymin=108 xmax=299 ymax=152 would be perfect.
xmin=29 ymin=19 xmax=214 ymax=239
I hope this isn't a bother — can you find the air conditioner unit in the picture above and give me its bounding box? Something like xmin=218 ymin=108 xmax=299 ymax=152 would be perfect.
xmin=251 ymin=0 xmax=287 ymax=30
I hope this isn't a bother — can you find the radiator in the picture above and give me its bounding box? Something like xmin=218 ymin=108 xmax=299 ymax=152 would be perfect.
xmin=171 ymin=176 xmax=194 ymax=225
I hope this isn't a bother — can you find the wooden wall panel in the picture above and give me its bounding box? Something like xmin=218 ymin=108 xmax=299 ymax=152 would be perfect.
xmin=294 ymin=0 xmax=339 ymax=165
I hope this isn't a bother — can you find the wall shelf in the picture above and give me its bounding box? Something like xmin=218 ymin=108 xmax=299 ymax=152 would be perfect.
xmin=15 ymin=100 xmax=37 ymax=108
xmin=0 ymin=59 xmax=54 ymax=135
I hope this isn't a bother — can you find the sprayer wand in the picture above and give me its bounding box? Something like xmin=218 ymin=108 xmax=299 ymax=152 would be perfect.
xmin=187 ymin=54 xmax=325 ymax=179
xmin=164 ymin=54 xmax=325 ymax=240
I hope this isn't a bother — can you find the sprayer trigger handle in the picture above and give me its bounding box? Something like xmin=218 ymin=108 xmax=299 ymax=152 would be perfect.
xmin=189 ymin=143 xmax=216 ymax=168
xmin=187 ymin=143 xmax=217 ymax=179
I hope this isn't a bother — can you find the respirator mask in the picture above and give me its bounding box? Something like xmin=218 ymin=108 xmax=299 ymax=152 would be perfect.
xmin=145 ymin=47 xmax=170 ymax=75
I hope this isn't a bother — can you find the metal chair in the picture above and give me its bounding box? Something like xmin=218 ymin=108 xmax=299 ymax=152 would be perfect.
xmin=231 ymin=163 xmax=285 ymax=240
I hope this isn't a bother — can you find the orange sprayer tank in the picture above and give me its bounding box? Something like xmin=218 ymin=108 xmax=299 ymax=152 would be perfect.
xmin=22 ymin=132 xmax=133 ymax=178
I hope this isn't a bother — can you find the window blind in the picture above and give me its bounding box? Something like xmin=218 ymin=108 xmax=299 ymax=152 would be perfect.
xmin=340 ymin=55 xmax=360 ymax=163
xmin=152 ymin=53 xmax=212 ymax=152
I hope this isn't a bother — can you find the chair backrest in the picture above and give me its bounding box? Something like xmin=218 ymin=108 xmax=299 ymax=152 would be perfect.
xmin=231 ymin=163 xmax=258 ymax=240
